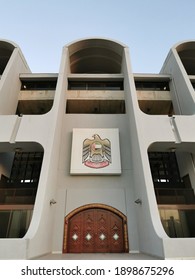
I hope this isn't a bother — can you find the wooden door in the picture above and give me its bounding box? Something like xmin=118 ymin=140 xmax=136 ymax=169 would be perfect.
xmin=64 ymin=206 xmax=128 ymax=253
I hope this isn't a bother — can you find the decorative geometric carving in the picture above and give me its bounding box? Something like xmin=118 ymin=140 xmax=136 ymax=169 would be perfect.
xmin=112 ymin=224 xmax=119 ymax=230
xmin=86 ymin=215 xmax=93 ymax=223
xmin=86 ymin=226 xmax=93 ymax=231
xmin=113 ymin=233 xmax=119 ymax=240
xmin=99 ymin=225 xmax=106 ymax=231
xmin=72 ymin=233 xmax=78 ymax=241
xmin=85 ymin=233 xmax=92 ymax=241
xmin=73 ymin=225 xmax=79 ymax=230
xmin=99 ymin=233 xmax=106 ymax=240
xmin=99 ymin=216 xmax=106 ymax=223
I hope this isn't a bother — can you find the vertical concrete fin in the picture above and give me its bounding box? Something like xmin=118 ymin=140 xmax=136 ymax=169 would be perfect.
xmin=10 ymin=116 xmax=22 ymax=143
xmin=169 ymin=116 xmax=181 ymax=144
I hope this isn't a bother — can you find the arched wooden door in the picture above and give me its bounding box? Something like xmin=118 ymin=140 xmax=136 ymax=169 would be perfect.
xmin=63 ymin=204 xmax=129 ymax=253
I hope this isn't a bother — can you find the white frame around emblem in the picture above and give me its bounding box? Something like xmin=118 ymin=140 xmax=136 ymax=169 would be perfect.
xmin=70 ymin=128 xmax=121 ymax=175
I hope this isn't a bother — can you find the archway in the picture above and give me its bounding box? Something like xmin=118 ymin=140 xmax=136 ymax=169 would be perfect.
xmin=63 ymin=203 xmax=129 ymax=253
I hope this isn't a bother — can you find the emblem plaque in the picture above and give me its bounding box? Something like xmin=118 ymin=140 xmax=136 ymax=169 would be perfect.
xmin=82 ymin=134 xmax=111 ymax=169
xmin=70 ymin=128 xmax=121 ymax=175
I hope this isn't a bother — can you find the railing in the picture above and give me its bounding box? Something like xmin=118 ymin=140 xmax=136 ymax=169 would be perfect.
xmin=66 ymin=90 xmax=126 ymax=114
xmin=19 ymin=90 xmax=55 ymax=100
xmin=0 ymin=207 xmax=33 ymax=238
xmin=0 ymin=187 xmax=37 ymax=204
xmin=67 ymin=90 xmax=125 ymax=100
xmin=155 ymin=188 xmax=195 ymax=204
xmin=158 ymin=207 xmax=195 ymax=237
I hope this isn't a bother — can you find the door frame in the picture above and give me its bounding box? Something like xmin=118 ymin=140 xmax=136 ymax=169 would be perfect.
xmin=63 ymin=203 xmax=129 ymax=253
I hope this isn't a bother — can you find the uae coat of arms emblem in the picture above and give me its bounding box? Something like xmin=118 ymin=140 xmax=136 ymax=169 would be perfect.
xmin=82 ymin=134 xmax=111 ymax=168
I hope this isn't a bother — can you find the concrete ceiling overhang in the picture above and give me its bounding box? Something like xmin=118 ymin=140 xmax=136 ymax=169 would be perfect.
xmin=175 ymin=41 xmax=195 ymax=75
xmin=67 ymin=38 xmax=125 ymax=73
xmin=0 ymin=40 xmax=16 ymax=74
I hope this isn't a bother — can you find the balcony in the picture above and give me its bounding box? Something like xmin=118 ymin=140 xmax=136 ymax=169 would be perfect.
xmin=66 ymin=90 xmax=125 ymax=114
xmin=17 ymin=74 xmax=57 ymax=115
xmin=0 ymin=186 xmax=36 ymax=205
xmin=134 ymin=75 xmax=174 ymax=115
xmin=66 ymin=78 xmax=125 ymax=114
xmin=155 ymin=188 xmax=195 ymax=205
xmin=158 ymin=207 xmax=195 ymax=237
xmin=0 ymin=206 xmax=33 ymax=238
xmin=137 ymin=90 xmax=173 ymax=115
xmin=17 ymin=90 xmax=54 ymax=115
xmin=0 ymin=146 xmax=43 ymax=238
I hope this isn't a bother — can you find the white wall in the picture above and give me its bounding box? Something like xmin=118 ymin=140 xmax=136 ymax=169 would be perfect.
xmin=22 ymin=49 xmax=68 ymax=259
xmin=161 ymin=47 xmax=195 ymax=115
xmin=0 ymin=48 xmax=30 ymax=114
xmin=0 ymin=46 xmax=67 ymax=259
xmin=51 ymin=112 xmax=139 ymax=253
xmin=51 ymin=43 xmax=140 ymax=254
xmin=121 ymin=47 xmax=167 ymax=258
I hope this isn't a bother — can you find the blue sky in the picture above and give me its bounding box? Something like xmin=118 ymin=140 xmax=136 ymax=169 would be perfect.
xmin=1 ymin=0 xmax=195 ymax=73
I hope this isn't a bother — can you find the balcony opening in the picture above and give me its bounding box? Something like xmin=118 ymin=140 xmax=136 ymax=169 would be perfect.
xmin=21 ymin=80 xmax=57 ymax=90
xmin=159 ymin=208 xmax=195 ymax=238
xmin=0 ymin=142 xmax=43 ymax=238
xmin=66 ymin=100 xmax=126 ymax=114
xmin=0 ymin=208 xmax=33 ymax=238
xmin=177 ymin=42 xmax=195 ymax=75
xmin=148 ymin=147 xmax=195 ymax=237
xmin=135 ymin=81 xmax=170 ymax=91
xmin=17 ymin=75 xmax=57 ymax=115
xmin=68 ymin=81 xmax=124 ymax=90
xmin=66 ymin=78 xmax=125 ymax=114
xmin=135 ymin=78 xmax=174 ymax=115
xmin=0 ymin=41 xmax=14 ymax=75
xmin=68 ymin=39 xmax=124 ymax=74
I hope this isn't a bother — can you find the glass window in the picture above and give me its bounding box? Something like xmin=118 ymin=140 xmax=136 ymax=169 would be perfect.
xmin=68 ymin=81 xmax=124 ymax=90
xmin=159 ymin=208 xmax=195 ymax=237
xmin=21 ymin=80 xmax=57 ymax=90
xmin=135 ymin=81 xmax=170 ymax=91
xmin=0 ymin=209 xmax=33 ymax=238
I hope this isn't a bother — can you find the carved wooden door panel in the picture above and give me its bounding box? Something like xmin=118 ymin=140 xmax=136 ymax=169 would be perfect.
xmin=66 ymin=208 xmax=126 ymax=253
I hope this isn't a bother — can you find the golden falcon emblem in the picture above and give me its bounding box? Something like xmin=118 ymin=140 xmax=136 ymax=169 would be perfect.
xmin=82 ymin=134 xmax=111 ymax=168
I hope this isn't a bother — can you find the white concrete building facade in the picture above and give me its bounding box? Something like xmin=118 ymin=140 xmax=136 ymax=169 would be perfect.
xmin=0 ymin=38 xmax=195 ymax=259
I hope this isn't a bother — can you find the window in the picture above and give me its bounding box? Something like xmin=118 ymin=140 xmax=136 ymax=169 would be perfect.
xmin=21 ymin=80 xmax=57 ymax=90
xmin=148 ymin=152 xmax=182 ymax=186
xmin=17 ymin=77 xmax=57 ymax=115
xmin=149 ymin=151 xmax=195 ymax=237
xmin=135 ymin=81 xmax=170 ymax=91
xmin=9 ymin=152 xmax=43 ymax=185
xmin=66 ymin=80 xmax=125 ymax=114
xmin=135 ymin=79 xmax=173 ymax=115
xmin=0 ymin=151 xmax=43 ymax=205
xmin=0 ymin=209 xmax=32 ymax=238
xmin=0 ymin=145 xmax=43 ymax=238
xmin=159 ymin=208 xmax=195 ymax=237
xmin=68 ymin=81 xmax=123 ymax=90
